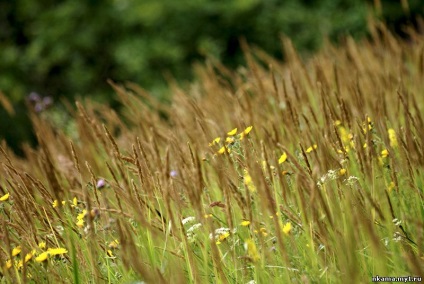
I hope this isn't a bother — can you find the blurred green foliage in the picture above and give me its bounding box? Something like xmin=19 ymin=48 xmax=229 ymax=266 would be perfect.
xmin=0 ymin=0 xmax=423 ymax=154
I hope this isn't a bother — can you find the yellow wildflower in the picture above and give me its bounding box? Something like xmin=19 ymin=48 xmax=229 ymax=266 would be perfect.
xmin=339 ymin=168 xmax=347 ymax=176
xmin=38 ymin=242 xmax=46 ymax=250
xmin=47 ymin=247 xmax=68 ymax=256
xmin=240 ymin=126 xmax=253 ymax=140
xmin=52 ymin=200 xmax=58 ymax=208
xmin=334 ymin=120 xmax=342 ymax=126
xmin=208 ymin=137 xmax=221 ymax=146
xmin=282 ymin=222 xmax=292 ymax=235
xmin=5 ymin=259 xmax=12 ymax=269
xmin=363 ymin=117 xmax=373 ymax=133
xmin=381 ymin=149 xmax=389 ymax=158
xmin=35 ymin=252 xmax=49 ymax=262
xmin=243 ymin=126 xmax=253 ymax=135
xmin=76 ymin=219 xmax=84 ymax=228
xmin=241 ymin=220 xmax=251 ymax=227
xmin=261 ymin=160 xmax=267 ymax=170
xmin=338 ymin=127 xmax=350 ymax=143
xmin=16 ymin=260 xmax=23 ymax=270
xmin=217 ymin=146 xmax=230 ymax=154
xmin=306 ymin=144 xmax=318 ymax=153
xmin=108 ymin=240 xmax=119 ymax=249
xmin=25 ymin=250 xmax=36 ymax=263
xmin=77 ymin=210 xmax=87 ymax=221
xmin=259 ymin=227 xmax=268 ymax=237
xmin=225 ymin=136 xmax=235 ymax=144
xmin=278 ymin=152 xmax=287 ymax=164
xmin=0 ymin=193 xmax=9 ymax=201
xmin=218 ymin=232 xmax=230 ymax=242
xmin=72 ymin=197 xmax=78 ymax=207
xmin=227 ymin=128 xmax=237 ymax=136
xmin=388 ymin=129 xmax=398 ymax=148
xmin=107 ymin=250 xmax=114 ymax=257
xmin=244 ymin=239 xmax=260 ymax=262
xmin=12 ymin=246 xmax=21 ymax=256
xmin=243 ymin=169 xmax=256 ymax=192
xmin=387 ymin=181 xmax=395 ymax=193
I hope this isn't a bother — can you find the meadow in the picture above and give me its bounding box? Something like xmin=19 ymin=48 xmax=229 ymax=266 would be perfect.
xmin=0 ymin=23 xmax=423 ymax=283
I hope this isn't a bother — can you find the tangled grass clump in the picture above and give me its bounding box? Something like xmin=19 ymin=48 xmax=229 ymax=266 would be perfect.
xmin=0 ymin=24 xmax=423 ymax=283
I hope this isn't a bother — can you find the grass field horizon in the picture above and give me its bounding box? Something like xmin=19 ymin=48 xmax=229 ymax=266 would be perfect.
xmin=0 ymin=22 xmax=423 ymax=283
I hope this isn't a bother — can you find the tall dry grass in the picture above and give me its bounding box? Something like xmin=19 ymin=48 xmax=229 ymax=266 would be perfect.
xmin=0 ymin=23 xmax=423 ymax=283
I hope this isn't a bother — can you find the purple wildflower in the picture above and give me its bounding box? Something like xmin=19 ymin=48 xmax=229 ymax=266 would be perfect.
xmin=96 ymin=179 xmax=106 ymax=189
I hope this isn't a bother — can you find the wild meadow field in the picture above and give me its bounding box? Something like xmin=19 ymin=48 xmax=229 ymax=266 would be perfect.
xmin=0 ymin=23 xmax=423 ymax=283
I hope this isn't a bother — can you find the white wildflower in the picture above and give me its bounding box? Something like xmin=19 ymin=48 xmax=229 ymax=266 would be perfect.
xmin=344 ymin=176 xmax=360 ymax=186
xmin=182 ymin=216 xmax=196 ymax=225
xmin=187 ymin=223 xmax=202 ymax=233
xmin=392 ymin=218 xmax=401 ymax=226
xmin=392 ymin=232 xmax=402 ymax=242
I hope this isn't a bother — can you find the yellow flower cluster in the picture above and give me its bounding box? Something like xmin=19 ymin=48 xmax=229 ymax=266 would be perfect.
xmin=76 ymin=209 xmax=87 ymax=228
xmin=209 ymin=126 xmax=253 ymax=155
xmin=243 ymin=169 xmax=256 ymax=193
xmin=3 ymin=242 xmax=68 ymax=270
xmin=52 ymin=197 xmax=78 ymax=208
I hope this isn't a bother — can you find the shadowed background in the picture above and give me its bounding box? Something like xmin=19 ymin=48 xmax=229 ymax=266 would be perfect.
xmin=0 ymin=0 xmax=423 ymax=155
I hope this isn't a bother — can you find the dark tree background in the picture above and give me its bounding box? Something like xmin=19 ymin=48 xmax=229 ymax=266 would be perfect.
xmin=0 ymin=0 xmax=423 ymax=155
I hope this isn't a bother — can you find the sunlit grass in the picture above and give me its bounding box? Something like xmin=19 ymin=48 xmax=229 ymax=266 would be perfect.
xmin=0 ymin=23 xmax=423 ymax=283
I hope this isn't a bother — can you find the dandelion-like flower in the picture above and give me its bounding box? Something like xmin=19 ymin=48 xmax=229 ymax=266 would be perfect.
xmin=388 ymin=129 xmax=398 ymax=148
xmin=241 ymin=220 xmax=251 ymax=227
xmin=227 ymin=128 xmax=237 ymax=136
xmin=282 ymin=222 xmax=292 ymax=235
xmin=363 ymin=117 xmax=373 ymax=134
xmin=225 ymin=136 xmax=235 ymax=144
xmin=240 ymin=126 xmax=253 ymax=140
xmin=47 ymin=247 xmax=68 ymax=256
xmin=35 ymin=252 xmax=49 ymax=263
xmin=306 ymin=144 xmax=318 ymax=153
xmin=381 ymin=149 xmax=389 ymax=158
xmin=244 ymin=239 xmax=260 ymax=262
xmin=278 ymin=152 xmax=287 ymax=164
xmin=208 ymin=137 xmax=221 ymax=146
xmin=76 ymin=209 xmax=87 ymax=228
xmin=16 ymin=260 xmax=23 ymax=270
xmin=108 ymin=240 xmax=120 ymax=249
xmin=0 ymin=193 xmax=10 ymax=202
xmin=25 ymin=250 xmax=36 ymax=263
xmin=243 ymin=169 xmax=256 ymax=192
xmin=38 ymin=242 xmax=46 ymax=249
xmin=387 ymin=181 xmax=395 ymax=193
xmin=210 ymin=227 xmax=232 ymax=244
xmin=12 ymin=246 xmax=21 ymax=257
xmin=217 ymin=146 xmax=230 ymax=155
